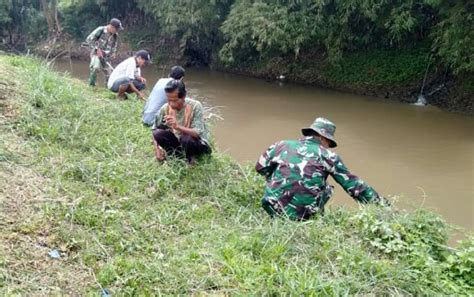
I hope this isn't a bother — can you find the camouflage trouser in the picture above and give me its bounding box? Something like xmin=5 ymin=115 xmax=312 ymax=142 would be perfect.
xmin=262 ymin=185 xmax=334 ymax=220
xmin=89 ymin=54 xmax=114 ymax=86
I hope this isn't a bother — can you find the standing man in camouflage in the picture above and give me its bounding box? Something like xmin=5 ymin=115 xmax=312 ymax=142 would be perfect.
xmin=256 ymin=117 xmax=387 ymax=220
xmin=85 ymin=18 xmax=123 ymax=86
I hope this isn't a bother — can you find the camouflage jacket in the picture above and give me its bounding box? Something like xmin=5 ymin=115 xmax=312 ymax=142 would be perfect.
xmin=256 ymin=137 xmax=381 ymax=220
xmin=85 ymin=26 xmax=118 ymax=58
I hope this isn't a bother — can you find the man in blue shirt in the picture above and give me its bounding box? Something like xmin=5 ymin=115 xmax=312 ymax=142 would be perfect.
xmin=142 ymin=66 xmax=185 ymax=126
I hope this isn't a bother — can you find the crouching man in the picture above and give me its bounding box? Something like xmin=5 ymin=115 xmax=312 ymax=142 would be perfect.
xmin=152 ymin=79 xmax=211 ymax=163
xmin=107 ymin=50 xmax=150 ymax=100
xmin=256 ymin=117 xmax=388 ymax=220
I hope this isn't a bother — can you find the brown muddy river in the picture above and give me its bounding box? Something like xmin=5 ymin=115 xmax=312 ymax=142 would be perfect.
xmin=54 ymin=59 xmax=473 ymax=233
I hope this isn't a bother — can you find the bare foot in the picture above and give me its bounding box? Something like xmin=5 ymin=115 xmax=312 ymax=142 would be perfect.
xmin=155 ymin=146 xmax=166 ymax=162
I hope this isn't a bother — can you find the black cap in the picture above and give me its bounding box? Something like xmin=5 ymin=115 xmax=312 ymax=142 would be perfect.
xmin=110 ymin=18 xmax=123 ymax=31
xmin=169 ymin=66 xmax=185 ymax=80
xmin=135 ymin=50 xmax=151 ymax=64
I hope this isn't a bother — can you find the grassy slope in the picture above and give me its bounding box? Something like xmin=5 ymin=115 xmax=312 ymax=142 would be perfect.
xmin=0 ymin=55 xmax=473 ymax=295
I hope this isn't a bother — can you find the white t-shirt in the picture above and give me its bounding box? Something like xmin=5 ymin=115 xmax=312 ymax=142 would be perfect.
xmin=107 ymin=57 xmax=141 ymax=89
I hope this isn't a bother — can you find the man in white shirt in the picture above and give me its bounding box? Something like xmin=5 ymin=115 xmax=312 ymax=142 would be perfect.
xmin=142 ymin=65 xmax=185 ymax=126
xmin=107 ymin=50 xmax=151 ymax=99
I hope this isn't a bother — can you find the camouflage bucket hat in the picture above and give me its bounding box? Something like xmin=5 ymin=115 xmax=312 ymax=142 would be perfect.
xmin=302 ymin=117 xmax=338 ymax=148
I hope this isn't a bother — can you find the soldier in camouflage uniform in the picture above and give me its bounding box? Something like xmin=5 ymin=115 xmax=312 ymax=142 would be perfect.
xmin=256 ymin=117 xmax=386 ymax=220
xmin=85 ymin=18 xmax=123 ymax=86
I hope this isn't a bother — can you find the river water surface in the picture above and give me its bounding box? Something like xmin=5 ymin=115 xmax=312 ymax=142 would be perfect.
xmin=54 ymin=60 xmax=473 ymax=233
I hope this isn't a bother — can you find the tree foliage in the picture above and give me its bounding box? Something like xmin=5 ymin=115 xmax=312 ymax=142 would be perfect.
xmin=219 ymin=1 xmax=317 ymax=64
xmin=0 ymin=0 xmax=46 ymax=47
xmin=135 ymin=0 xmax=233 ymax=65
xmin=431 ymin=0 xmax=473 ymax=74
xmin=220 ymin=0 xmax=446 ymax=65
xmin=0 ymin=0 xmax=472 ymax=73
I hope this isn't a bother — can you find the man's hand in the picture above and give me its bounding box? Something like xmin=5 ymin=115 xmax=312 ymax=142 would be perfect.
xmin=139 ymin=76 xmax=146 ymax=84
xmin=138 ymin=91 xmax=145 ymax=100
xmin=164 ymin=115 xmax=178 ymax=130
xmin=96 ymin=49 xmax=104 ymax=58
xmin=377 ymin=196 xmax=391 ymax=207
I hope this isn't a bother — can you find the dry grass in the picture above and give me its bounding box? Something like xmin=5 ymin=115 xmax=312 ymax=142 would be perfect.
xmin=0 ymin=57 xmax=92 ymax=295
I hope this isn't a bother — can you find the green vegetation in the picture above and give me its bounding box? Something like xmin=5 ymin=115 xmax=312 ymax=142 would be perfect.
xmin=0 ymin=0 xmax=46 ymax=48
xmin=223 ymin=44 xmax=431 ymax=93
xmin=323 ymin=47 xmax=429 ymax=86
xmin=218 ymin=0 xmax=472 ymax=75
xmin=0 ymin=1 xmax=472 ymax=73
xmin=1 ymin=55 xmax=473 ymax=294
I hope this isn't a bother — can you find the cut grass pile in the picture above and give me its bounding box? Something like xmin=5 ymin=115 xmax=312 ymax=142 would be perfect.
xmin=0 ymin=55 xmax=473 ymax=295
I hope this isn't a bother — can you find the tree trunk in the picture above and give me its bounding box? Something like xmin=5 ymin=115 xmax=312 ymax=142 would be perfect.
xmin=53 ymin=0 xmax=61 ymax=34
xmin=40 ymin=0 xmax=61 ymax=39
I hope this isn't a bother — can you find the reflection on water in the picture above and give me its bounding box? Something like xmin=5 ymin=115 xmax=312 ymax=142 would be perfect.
xmin=53 ymin=59 xmax=474 ymax=233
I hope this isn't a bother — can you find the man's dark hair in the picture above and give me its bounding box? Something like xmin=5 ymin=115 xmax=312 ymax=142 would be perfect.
xmin=169 ymin=66 xmax=185 ymax=80
xmin=164 ymin=79 xmax=186 ymax=98
xmin=135 ymin=49 xmax=151 ymax=63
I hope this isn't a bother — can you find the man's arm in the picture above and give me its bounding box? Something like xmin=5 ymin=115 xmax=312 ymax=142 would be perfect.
xmin=255 ymin=143 xmax=278 ymax=178
xmin=176 ymin=126 xmax=199 ymax=138
xmin=128 ymin=82 xmax=144 ymax=100
xmin=125 ymin=60 xmax=136 ymax=80
xmin=110 ymin=34 xmax=118 ymax=56
xmin=152 ymin=106 xmax=166 ymax=130
xmin=151 ymin=108 xmax=166 ymax=161
xmin=328 ymin=153 xmax=383 ymax=204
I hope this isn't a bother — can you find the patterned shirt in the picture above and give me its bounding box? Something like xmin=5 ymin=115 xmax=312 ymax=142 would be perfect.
xmin=256 ymin=137 xmax=381 ymax=220
xmin=85 ymin=26 xmax=118 ymax=58
xmin=153 ymin=98 xmax=210 ymax=143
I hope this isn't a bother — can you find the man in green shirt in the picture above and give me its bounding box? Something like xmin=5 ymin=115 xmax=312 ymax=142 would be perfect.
xmin=256 ymin=117 xmax=387 ymax=220
xmin=152 ymin=80 xmax=211 ymax=163
xmin=85 ymin=18 xmax=123 ymax=86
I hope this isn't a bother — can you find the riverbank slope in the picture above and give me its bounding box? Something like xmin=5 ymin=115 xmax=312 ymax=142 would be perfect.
xmin=0 ymin=55 xmax=472 ymax=295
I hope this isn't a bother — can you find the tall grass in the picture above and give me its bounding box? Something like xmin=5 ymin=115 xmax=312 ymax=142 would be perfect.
xmin=0 ymin=55 xmax=472 ymax=295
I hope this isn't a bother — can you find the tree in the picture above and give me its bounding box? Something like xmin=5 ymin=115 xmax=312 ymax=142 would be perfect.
xmin=0 ymin=0 xmax=46 ymax=47
xmin=135 ymin=0 xmax=234 ymax=65
xmin=219 ymin=0 xmax=448 ymax=65
xmin=40 ymin=0 xmax=61 ymax=38
xmin=432 ymin=0 xmax=474 ymax=73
